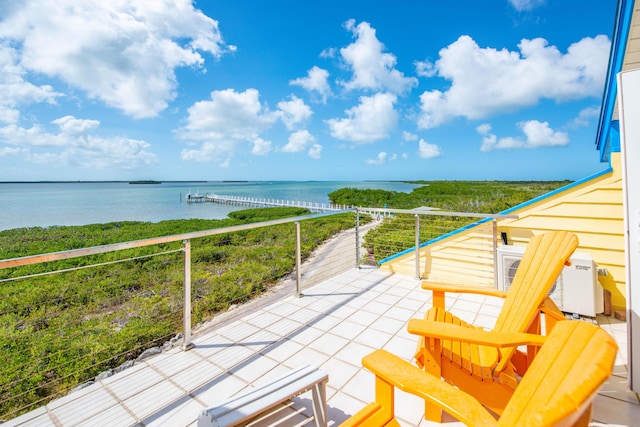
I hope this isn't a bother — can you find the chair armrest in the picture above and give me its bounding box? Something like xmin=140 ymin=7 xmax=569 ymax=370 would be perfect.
xmin=421 ymin=281 xmax=508 ymax=298
xmin=539 ymin=296 xmax=564 ymax=320
xmin=408 ymin=319 xmax=547 ymax=348
xmin=362 ymin=350 xmax=498 ymax=426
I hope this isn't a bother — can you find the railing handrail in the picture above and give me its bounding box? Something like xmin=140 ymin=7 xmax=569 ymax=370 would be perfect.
xmin=0 ymin=207 xmax=517 ymax=270
xmin=358 ymin=206 xmax=519 ymax=220
xmin=0 ymin=210 xmax=352 ymax=270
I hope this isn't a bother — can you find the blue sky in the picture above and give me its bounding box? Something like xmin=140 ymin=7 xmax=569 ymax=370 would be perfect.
xmin=0 ymin=0 xmax=617 ymax=182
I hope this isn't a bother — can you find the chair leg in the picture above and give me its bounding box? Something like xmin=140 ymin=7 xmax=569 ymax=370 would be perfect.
xmin=414 ymin=336 xmax=425 ymax=368
xmin=311 ymin=380 xmax=328 ymax=427
xmin=423 ymin=338 xmax=443 ymax=422
xmin=424 ymin=398 xmax=441 ymax=422
xmin=570 ymin=403 xmax=593 ymax=427
xmin=375 ymin=375 xmax=395 ymax=416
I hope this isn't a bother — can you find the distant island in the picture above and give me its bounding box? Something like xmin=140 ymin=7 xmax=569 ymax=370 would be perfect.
xmin=129 ymin=180 xmax=162 ymax=184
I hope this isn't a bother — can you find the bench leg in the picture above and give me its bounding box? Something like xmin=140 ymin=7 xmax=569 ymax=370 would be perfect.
xmin=311 ymin=380 xmax=328 ymax=427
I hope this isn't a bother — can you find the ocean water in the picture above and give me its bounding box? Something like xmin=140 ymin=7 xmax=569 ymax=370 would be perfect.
xmin=0 ymin=181 xmax=421 ymax=231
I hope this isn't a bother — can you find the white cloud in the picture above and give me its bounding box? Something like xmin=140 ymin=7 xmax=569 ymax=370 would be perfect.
xmin=252 ymin=138 xmax=271 ymax=156
xmin=418 ymin=139 xmax=442 ymax=159
xmin=366 ymin=152 xmax=389 ymax=165
xmin=339 ymin=20 xmax=417 ymax=94
xmin=308 ymin=143 xmax=322 ymax=159
xmin=418 ymin=34 xmax=610 ymax=129
xmin=414 ymin=59 xmax=437 ymax=78
xmin=568 ymin=105 xmax=601 ymax=128
xmin=509 ymin=0 xmax=545 ymax=12
xmin=282 ymin=130 xmax=315 ymax=153
xmin=277 ymin=95 xmax=313 ymax=130
xmin=403 ymin=131 xmax=419 ymax=141
xmin=178 ymin=88 xmax=278 ymax=162
xmin=51 ymin=116 xmax=100 ymax=134
xmin=320 ymin=48 xmax=337 ymax=59
xmin=476 ymin=123 xmax=492 ymax=135
xmin=0 ymin=43 xmax=63 ymax=124
xmin=478 ymin=120 xmax=569 ymax=152
xmin=290 ymin=66 xmax=332 ymax=103
xmin=366 ymin=151 xmax=399 ymax=165
xmin=326 ymin=93 xmax=398 ymax=143
xmin=0 ymin=106 xmax=20 ymax=125
xmin=0 ymin=115 xmax=157 ymax=169
xmin=0 ymin=146 xmax=26 ymax=157
xmin=180 ymin=89 xmax=317 ymax=162
xmin=520 ymin=120 xmax=569 ymax=146
xmin=0 ymin=0 xmax=231 ymax=118
xmin=280 ymin=130 xmax=322 ymax=159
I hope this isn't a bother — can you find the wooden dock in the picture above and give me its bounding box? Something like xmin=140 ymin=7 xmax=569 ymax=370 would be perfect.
xmin=186 ymin=193 xmax=352 ymax=212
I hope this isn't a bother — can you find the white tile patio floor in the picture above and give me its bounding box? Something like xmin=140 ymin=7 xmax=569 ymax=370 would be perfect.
xmin=5 ymin=268 xmax=639 ymax=426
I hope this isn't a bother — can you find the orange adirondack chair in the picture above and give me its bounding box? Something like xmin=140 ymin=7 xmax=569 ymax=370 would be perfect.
xmin=413 ymin=230 xmax=578 ymax=420
xmin=342 ymin=320 xmax=617 ymax=427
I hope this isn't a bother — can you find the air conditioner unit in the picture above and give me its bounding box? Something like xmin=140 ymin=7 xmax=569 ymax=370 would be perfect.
xmin=497 ymin=245 xmax=604 ymax=317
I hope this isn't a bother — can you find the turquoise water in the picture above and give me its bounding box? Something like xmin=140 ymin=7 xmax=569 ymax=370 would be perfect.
xmin=0 ymin=181 xmax=420 ymax=231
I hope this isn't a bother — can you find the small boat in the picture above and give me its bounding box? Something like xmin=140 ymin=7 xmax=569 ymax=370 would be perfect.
xmin=185 ymin=191 xmax=205 ymax=202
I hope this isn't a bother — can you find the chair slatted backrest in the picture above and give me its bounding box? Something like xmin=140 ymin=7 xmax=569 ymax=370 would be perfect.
xmin=493 ymin=231 xmax=578 ymax=372
xmin=498 ymin=320 xmax=617 ymax=426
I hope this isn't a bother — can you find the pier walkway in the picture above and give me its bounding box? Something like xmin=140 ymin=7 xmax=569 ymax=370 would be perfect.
xmin=186 ymin=195 xmax=513 ymax=223
xmin=188 ymin=193 xmax=352 ymax=213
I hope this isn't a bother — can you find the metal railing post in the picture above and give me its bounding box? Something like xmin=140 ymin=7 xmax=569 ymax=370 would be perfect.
xmin=182 ymin=239 xmax=194 ymax=350
xmin=295 ymin=221 xmax=302 ymax=297
xmin=415 ymin=214 xmax=421 ymax=279
xmin=492 ymin=219 xmax=498 ymax=289
xmin=356 ymin=208 xmax=361 ymax=269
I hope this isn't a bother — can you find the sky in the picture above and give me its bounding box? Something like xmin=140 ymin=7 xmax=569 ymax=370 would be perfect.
xmin=0 ymin=0 xmax=618 ymax=182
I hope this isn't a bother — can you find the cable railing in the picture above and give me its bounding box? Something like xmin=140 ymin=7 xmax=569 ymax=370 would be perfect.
xmin=0 ymin=210 xmax=356 ymax=420
xmin=357 ymin=207 xmax=518 ymax=286
xmin=0 ymin=206 xmax=516 ymax=421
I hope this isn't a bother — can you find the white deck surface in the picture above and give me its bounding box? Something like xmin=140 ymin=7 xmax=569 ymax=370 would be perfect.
xmin=4 ymin=268 xmax=639 ymax=426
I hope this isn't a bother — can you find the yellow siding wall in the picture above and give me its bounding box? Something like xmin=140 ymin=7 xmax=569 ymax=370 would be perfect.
xmin=380 ymin=221 xmax=496 ymax=287
xmin=381 ymin=152 xmax=626 ymax=310
xmin=498 ymin=153 xmax=625 ymax=310
xmin=623 ymin=3 xmax=640 ymax=72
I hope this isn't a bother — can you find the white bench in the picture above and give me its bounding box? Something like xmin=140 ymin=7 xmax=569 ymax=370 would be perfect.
xmin=197 ymin=364 xmax=328 ymax=427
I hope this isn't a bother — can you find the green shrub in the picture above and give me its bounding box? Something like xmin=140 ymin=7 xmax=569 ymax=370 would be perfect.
xmin=0 ymin=208 xmax=361 ymax=419
xmin=354 ymin=181 xmax=568 ymax=263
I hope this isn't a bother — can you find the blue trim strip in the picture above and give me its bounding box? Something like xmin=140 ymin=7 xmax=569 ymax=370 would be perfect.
xmin=610 ymin=121 xmax=621 ymax=154
xmin=595 ymin=0 xmax=633 ymax=161
xmin=379 ymin=167 xmax=614 ymax=265
xmin=498 ymin=168 xmax=613 ymax=215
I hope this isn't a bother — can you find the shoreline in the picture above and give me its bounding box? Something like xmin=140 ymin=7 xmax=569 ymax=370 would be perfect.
xmin=0 ymin=181 xmax=423 ymax=231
